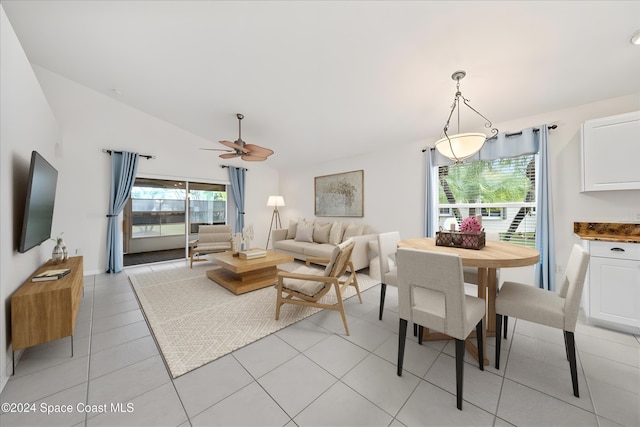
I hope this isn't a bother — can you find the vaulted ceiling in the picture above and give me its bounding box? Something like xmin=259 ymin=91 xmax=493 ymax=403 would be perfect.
xmin=3 ymin=1 xmax=640 ymax=168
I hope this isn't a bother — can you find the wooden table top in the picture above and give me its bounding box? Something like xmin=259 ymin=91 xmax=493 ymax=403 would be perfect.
xmin=208 ymin=250 xmax=294 ymax=273
xmin=398 ymin=238 xmax=540 ymax=269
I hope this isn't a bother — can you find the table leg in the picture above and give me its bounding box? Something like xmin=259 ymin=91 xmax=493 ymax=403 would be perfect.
xmin=487 ymin=268 xmax=498 ymax=335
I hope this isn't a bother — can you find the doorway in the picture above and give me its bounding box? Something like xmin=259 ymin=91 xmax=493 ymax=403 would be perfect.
xmin=123 ymin=177 xmax=228 ymax=266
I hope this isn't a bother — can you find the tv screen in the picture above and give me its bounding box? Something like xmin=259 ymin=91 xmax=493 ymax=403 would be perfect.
xmin=18 ymin=151 xmax=58 ymax=253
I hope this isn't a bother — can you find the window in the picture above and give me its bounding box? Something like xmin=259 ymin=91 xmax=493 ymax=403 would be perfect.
xmin=437 ymin=154 xmax=537 ymax=247
xmin=130 ymin=179 xmax=187 ymax=238
xmin=129 ymin=179 xmax=227 ymax=239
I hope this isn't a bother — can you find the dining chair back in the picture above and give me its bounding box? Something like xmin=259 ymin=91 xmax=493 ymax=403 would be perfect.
xmin=377 ymin=231 xmax=400 ymax=320
xmin=494 ymin=244 xmax=589 ymax=397
xmin=396 ymin=247 xmax=486 ymax=410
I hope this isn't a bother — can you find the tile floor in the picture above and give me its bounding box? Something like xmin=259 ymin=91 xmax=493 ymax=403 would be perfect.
xmin=1 ymin=259 xmax=639 ymax=426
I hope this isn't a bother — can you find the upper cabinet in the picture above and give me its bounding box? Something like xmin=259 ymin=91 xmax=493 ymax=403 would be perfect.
xmin=581 ymin=111 xmax=640 ymax=192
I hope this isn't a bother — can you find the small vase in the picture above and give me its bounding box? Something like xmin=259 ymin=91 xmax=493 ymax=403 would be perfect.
xmin=58 ymin=238 xmax=68 ymax=261
xmin=52 ymin=244 xmax=64 ymax=264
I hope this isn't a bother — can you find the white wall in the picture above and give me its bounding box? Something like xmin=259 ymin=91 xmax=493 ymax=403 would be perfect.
xmin=32 ymin=66 xmax=281 ymax=275
xmin=280 ymin=93 xmax=640 ymax=286
xmin=0 ymin=5 xmax=63 ymax=388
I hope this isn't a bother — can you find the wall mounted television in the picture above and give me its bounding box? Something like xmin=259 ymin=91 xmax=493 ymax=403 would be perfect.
xmin=18 ymin=151 xmax=58 ymax=253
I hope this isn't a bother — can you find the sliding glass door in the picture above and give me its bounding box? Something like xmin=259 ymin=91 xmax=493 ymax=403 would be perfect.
xmin=124 ymin=178 xmax=227 ymax=265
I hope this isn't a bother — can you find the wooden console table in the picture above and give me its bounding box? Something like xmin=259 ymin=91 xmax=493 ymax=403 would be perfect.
xmin=11 ymin=256 xmax=84 ymax=373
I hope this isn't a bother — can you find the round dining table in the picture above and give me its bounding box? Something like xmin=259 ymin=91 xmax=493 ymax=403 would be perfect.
xmin=397 ymin=237 xmax=540 ymax=363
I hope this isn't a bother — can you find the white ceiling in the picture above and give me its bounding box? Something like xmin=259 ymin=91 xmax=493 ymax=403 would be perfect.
xmin=3 ymin=1 xmax=640 ymax=168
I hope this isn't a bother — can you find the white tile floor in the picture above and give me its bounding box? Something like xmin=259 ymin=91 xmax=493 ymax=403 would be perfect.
xmin=1 ymin=259 xmax=639 ymax=426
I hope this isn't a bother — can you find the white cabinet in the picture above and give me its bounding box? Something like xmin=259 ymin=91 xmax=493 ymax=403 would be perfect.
xmin=588 ymin=241 xmax=640 ymax=333
xmin=581 ymin=111 xmax=640 ymax=192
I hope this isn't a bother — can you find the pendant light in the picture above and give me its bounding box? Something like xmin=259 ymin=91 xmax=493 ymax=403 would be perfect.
xmin=434 ymin=70 xmax=498 ymax=163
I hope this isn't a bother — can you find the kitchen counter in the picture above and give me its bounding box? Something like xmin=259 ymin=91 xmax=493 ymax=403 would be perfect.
xmin=574 ymin=222 xmax=640 ymax=243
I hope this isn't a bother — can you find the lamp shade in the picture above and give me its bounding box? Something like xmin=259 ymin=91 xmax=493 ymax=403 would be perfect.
xmin=267 ymin=195 xmax=285 ymax=207
xmin=434 ymin=132 xmax=486 ymax=162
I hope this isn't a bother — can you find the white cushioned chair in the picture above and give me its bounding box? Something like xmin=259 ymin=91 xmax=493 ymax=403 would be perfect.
xmin=275 ymin=239 xmax=362 ymax=335
xmin=494 ymin=244 xmax=589 ymax=398
xmin=396 ymin=247 xmax=486 ymax=410
xmin=377 ymin=231 xmax=400 ymax=320
xmin=189 ymin=225 xmax=232 ymax=268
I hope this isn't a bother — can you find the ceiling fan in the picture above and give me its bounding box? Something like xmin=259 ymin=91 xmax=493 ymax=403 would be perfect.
xmin=202 ymin=113 xmax=274 ymax=162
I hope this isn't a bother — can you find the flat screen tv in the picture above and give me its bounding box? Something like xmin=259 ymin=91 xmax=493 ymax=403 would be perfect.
xmin=18 ymin=151 xmax=58 ymax=253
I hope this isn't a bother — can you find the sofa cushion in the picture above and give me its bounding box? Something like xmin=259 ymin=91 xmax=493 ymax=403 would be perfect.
xmin=342 ymin=223 xmax=364 ymax=241
xmin=274 ymin=239 xmax=317 ymax=253
xmin=295 ymin=224 xmax=314 ymax=242
xmin=313 ymin=222 xmax=331 ymax=243
xmin=329 ymin=221 xmax=344 ymax=245
xmin=304 ymin=243 xmax=336 ymax=259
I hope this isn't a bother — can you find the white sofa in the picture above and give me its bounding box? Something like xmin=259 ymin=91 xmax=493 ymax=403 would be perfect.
xmin=271 ymin=220 xmax=376 ymax=271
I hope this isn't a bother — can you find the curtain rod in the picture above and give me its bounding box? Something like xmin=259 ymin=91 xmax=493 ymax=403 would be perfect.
xmin=422 ymin=124 xmax=558 ymax=152
xmin=102 ymin=149 xmax=155 ymax=159
xmin=220 ymin=165 xmax=249 ymax=171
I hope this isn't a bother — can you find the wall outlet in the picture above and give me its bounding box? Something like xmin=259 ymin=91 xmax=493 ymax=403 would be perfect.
xmin=75 ymin=248 xmax=82 ymax=255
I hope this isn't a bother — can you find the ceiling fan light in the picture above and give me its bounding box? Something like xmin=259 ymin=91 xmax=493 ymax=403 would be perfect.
xmin=435 ymin=132 xmax=487 ymax=162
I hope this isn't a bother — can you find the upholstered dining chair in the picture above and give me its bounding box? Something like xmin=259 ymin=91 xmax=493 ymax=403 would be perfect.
xmin=494 ymin=244 xmax=589 ymax=398
xmin=377 ymin=231 xmax=400 ymax=320
xmin=396 ymin=248 xmax=486 ymax=410
xmin=275 ymin=239 xmax=362 ymax=335
xmin=189 ymin=224 xmax=232 ymax=268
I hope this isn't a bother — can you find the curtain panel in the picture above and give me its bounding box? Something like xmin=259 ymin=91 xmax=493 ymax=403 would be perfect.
xmin=106 ymin=151 xmax=139 ymax=273
xmin=228 ymin=166 xmax=246 ymax=233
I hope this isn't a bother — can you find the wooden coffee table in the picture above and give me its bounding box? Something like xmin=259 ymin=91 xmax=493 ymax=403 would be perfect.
xmin=206 ymin=250 xmax=294 ymax=295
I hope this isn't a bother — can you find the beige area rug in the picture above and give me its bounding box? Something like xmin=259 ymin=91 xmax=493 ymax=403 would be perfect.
xmin=128 ymin=262 xmax=378 ymax=378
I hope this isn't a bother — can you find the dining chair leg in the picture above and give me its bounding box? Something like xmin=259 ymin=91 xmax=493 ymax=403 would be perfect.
xmin=397 ymin=319 xmax=408 ymax=376
xmin=455 ymin=338 xmax=465 ymax=410
xmin=565 ymin=331 xmax=580 ymax=398
xmin=563 ymin=330 xmax=570 ymax=361
xmin=379 ymin=283 xmax=387 ymax=320
xmin=475 ymin=319 xmax=484 ymax=371
xmin=413 ymin=323 xmax=417 ymax=337
xmin=495 ymin=314 xmax=502 ymax=369
xmin=418 ymin=325 xmax=424 ymax=345
xmin=503 ymin=316 xmax=508 ymax=339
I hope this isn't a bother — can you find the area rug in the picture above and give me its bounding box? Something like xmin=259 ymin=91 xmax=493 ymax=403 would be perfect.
xmin=128 ymin=262 xmax=378 ymax=378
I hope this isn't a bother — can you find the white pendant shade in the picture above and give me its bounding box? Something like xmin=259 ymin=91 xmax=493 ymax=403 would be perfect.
xmin=435 ymin=132 xmax=487 ymax=162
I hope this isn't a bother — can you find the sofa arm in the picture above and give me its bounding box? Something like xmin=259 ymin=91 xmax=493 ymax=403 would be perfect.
xmin=272 ymin=228 xmax=288 ymax=243
xmin=350 ymin=233 xmax=378 ymax=271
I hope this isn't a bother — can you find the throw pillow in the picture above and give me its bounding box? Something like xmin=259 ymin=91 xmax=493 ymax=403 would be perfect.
xmin=342 ymin=223 xmax=364 ymax=242
xmin=328 ymin=221 xmax=344 ymax=245
xmin=287 ymin=218 xmax=308 ymax=240
xmin=287 ymin=219 xmax=298 ymax=240
xmin=313 ymin=222 xmax=331 ymax=243
xmin=295 ymin=224 xmax=314 ymax=243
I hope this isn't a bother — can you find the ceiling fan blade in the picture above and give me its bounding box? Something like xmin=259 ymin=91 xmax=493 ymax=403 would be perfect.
xmin=200 ymin=148 xmax=233 ymax=152
xmin=220 ymin=140 xmax=249 ymax=153
xmin=244 ymin=144 xmax=274 ymax=157
xmin=241 ymin=154 xmax=268 ymax=162
xmin=219 ymin=153 xmax=241 ymax=159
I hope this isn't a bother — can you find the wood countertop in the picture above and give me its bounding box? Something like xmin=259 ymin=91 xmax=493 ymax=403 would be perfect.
xmin=574 ymin=222 xmax=640 ymax=244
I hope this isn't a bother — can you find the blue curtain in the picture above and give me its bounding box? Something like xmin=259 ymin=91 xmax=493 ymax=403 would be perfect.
xmin=426 ymin=125 xmax=555 ymax=290
xmin=423 ymin=149 xmax=437 ymax=237
xmin=106 ymin=151 xmax=139 ymax=273
xmin=534 ymin=125 xmax=556 ymax=291
xmin=228 ymin=166 xmax=246 ymax=233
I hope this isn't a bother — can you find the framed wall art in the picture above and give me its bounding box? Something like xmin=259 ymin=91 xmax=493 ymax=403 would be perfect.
xmin=314 ymin=170 xmax=364 ymax=217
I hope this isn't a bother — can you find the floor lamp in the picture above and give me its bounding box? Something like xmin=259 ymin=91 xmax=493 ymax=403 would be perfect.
xmin=266 ymin=195 xmax=285 ymax=249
